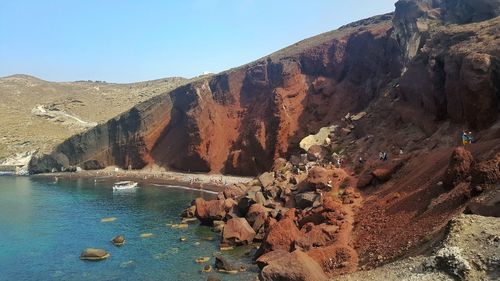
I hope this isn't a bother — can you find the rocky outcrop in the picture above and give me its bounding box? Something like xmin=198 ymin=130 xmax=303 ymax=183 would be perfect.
xmin=443 ymin=147 xmax=474 ymax=188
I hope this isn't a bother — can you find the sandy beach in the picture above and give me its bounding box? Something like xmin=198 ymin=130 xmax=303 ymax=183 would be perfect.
xmin=33 ymin=167 xmax=253 ymax=193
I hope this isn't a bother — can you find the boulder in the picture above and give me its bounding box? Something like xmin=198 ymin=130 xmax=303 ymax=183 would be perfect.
xmin=195 ymin=198 xmax=226 ymax=224
xmin=214 ymin=255 xmax=238 ymax=272
xmin=294 ymin=223 xmax=338 ymax=251
xmin=223 ymin=184 xmax=248 ymax=199
xmin=307 ymin=245 xmax=358 ymax=275
xmin=206 ymin=275 xmax=221 ymax=281
xmin=259 ymin=250 xmax=328 ymax=281
xmin=443 ymin=147 xmax=474 ymax=188
xmin=256 ymin=250 xmax=289 ymax=269
xmin=222 ymin=218 xmax=256 ymax=245
xmin=181 ymin=205 xmax=196 ymax=218
xmin=307 ymin=145 xmax=328 ymax=161
xmin=295 ymin=192 xmax=321 ymax=209
xmin=111 ymin=235 xmax=125 ymax=246
xmin=212 ymin=220 xmax=225 ymax=233
xmin=256 ymin=217 xmax=300 ymax=257
xmin=80 ymin=248 xmax=110 ymax=261
xmin=237 ymin=196 xmax=256 ymax=216
xmin=246 ymin=204 xmax=270 ymax=225
xmin=371 ymin=168 xmax=393 ymax=182
xmin=258 ymin=172 xmax=275 ymax=188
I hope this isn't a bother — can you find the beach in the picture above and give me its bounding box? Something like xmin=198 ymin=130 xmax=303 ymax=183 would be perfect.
xmin=32 ymin=167 xmax=253 ymax=193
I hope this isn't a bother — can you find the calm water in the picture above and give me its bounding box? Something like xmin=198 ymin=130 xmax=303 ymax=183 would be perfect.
xmin=0 ymin=176 xmax=257 ymax=281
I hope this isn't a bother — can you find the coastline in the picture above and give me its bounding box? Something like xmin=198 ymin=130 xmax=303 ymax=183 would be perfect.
xmin=32 ymin=168 xmax=253 ymax=193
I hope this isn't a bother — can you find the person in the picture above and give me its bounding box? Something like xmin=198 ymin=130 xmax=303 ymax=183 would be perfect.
xmin=461 ymin=130 xmax=469 ymax=145
xmin=467 ymin=131 xmax=474 ymax=144
xmin=382 ymin=152 xmax=388 ymax=161
xmin=399 ymin=148 xmax=404 ymax=155
xmin=358 ymin=157 xmax=364 ymax=164
xmin=379 ymin=151 xmax=384 ymax=160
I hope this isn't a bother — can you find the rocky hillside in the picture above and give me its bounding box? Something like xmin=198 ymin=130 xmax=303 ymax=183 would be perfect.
xmin=0 ymin=75 xmax=187 ymax=160
xmin=30 ymin=0 xmax=499 ymax=176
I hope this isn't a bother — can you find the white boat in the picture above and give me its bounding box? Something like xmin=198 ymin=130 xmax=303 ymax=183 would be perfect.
xmin=113 ymin=181 xmax=138 ymax=191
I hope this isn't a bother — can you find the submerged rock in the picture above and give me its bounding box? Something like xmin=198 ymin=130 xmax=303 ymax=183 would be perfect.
xmin=215 ymin=255 xmax=238 ymax=272
xmin=80 ymin=248 xmax=110 ymax=261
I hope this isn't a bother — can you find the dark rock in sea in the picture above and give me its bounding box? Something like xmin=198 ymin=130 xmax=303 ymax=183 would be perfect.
xmin=111 ymin=235 xmax=125 ymax=246
xmin=214 ymin=255 xmax=238 ymax=272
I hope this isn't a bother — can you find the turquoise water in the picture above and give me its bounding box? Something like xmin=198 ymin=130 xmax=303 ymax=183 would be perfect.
xmin=0 ymin=176 xmax=257 ymax=281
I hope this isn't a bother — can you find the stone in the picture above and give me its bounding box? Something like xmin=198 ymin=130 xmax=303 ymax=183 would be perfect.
xmin=181 ymin=205 xmax=196 ymax=218
xmin=80 ymin=248 xmax=110 ymax=261
xmin=307 ymin=145 xmax=328 ymax=161
xmin=371 ymin=168 xmax=393 ymax=182
xmin=306 ymin=245 xmax=358 ymax=275
xmin=434 ymin=246 xmax=471 ymax=280
xmin=222 ymin=218 xmax=256 ymax=246
xmin=214 ymin=255 xmax=238 ymax=272
xmin=256 ymin=250 xmax=289 ymax=269
xmin=195 ymin=198 xmax=226 ymax=224
xmin=256 ymin=218 xmax=300 ymax=257
xmin=212 ymin=220 xmax=225 ymax=233
xmin=196 ymin=257 xmax=210 ymax=263
xmin=259 ymin=250 xmax=328 ymax=281
xmin=111 ymin=235 xmax=125 ymax=246
xmin=294 ymin=223 xmax=338 ymax=251
xmin=295 ymin=192 xmax=321 ymax=209
xmin=258 ymin=172 xmax=275 ymax=188
xmin=246 ymin=203 xmax=270 ymax=225
xmin=223 ymin=184 xmax=248 ymax=199
xmin=202 ymin=264 xmax=212 ymax=272
xmin=443 ymin=147 xmax=474 ymax=188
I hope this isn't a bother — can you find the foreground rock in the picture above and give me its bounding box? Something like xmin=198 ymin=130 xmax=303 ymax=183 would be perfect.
xmin=80 ymin=248 xmax=110 ymax=261
xmin=259 ymin=250 xmax=328 ymax=281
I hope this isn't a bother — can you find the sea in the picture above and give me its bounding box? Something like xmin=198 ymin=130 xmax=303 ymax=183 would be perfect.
xmin=0 ymin=176 xmax=257 ymax=281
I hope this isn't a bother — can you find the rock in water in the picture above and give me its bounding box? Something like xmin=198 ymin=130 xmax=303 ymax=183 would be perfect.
xmin=111 ymin=235 xmax=125 ymax=246
xmin=214 ymin=255 xmax=237 ymax=272
xmin=80 ymin=248 xmax=110 ymax=261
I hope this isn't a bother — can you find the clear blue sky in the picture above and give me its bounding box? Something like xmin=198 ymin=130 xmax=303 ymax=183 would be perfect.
xmin=0 ymin=0 xmax=397 ymax=83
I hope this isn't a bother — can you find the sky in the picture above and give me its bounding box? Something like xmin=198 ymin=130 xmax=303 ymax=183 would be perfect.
xmin=0 ymin=0 xmax=398 ymax=83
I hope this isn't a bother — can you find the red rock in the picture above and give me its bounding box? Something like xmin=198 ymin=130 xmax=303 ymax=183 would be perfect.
xmin=194 ymin=198 xmax=226 ymax=224
xmin=223 ymin=184 xmax=248 ymax=199
xmin=256 ymin=218 xmax=300 ymax=257
xmin=259 ymin=250 xmax=328 ymax=281
xmin=357 ymin=172 xmax=374 ymax=188
xmin=255 ymin=250 xmax=289 ymax=270
xmin=246 ymin=203 xmax=270 ymax=225
xmin=222 ymin=218 xmax=256 ymax=246
xmin=443 ymin=147 xmax=474 ymax=188
xmin=307 ymin=245 xmax=358 ymax=276
xmin=295 ymin=223 xmax=339 ymax=251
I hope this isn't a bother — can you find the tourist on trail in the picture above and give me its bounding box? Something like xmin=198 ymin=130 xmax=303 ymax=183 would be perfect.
xmin=462 ymin=130 xmax=469 ymax=145
xmin=399 ymin=148 xmax=404 ymax=155
xmin=382 ymin=152 xmax=388 ymax=161
xmin=358 ymin=157 xmax=364 ymax=164
xmin=467 ymin=131 xmax=474 ymax=144
xmin=379 ymin=151 xmax=384 ymax=160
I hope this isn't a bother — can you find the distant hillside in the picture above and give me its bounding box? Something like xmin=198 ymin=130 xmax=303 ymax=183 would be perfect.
xmin=0 ymin=75 xmax=189 ymax=159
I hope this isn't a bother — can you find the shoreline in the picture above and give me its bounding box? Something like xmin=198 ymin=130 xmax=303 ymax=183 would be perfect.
xmin=32 ymin=168 xmax=253 ymax=194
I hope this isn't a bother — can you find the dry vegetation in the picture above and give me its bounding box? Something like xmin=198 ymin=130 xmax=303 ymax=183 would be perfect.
xmin=0 ymin=74 xmax=191 ymax=159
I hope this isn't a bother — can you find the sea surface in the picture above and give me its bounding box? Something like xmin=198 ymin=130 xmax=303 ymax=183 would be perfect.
xmin=0 ymin=176 xmax=257 ymax=281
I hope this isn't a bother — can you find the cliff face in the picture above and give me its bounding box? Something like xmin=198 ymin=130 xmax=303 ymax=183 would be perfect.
xmin=31 ymin=15 xmax=402 ymax=175
xmin=30 ymin=0 xmax=500 ymax=175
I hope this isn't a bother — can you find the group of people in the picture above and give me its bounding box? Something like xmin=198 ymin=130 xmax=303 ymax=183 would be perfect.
xmin=461 ymin=130 xmax=474 ymax=145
